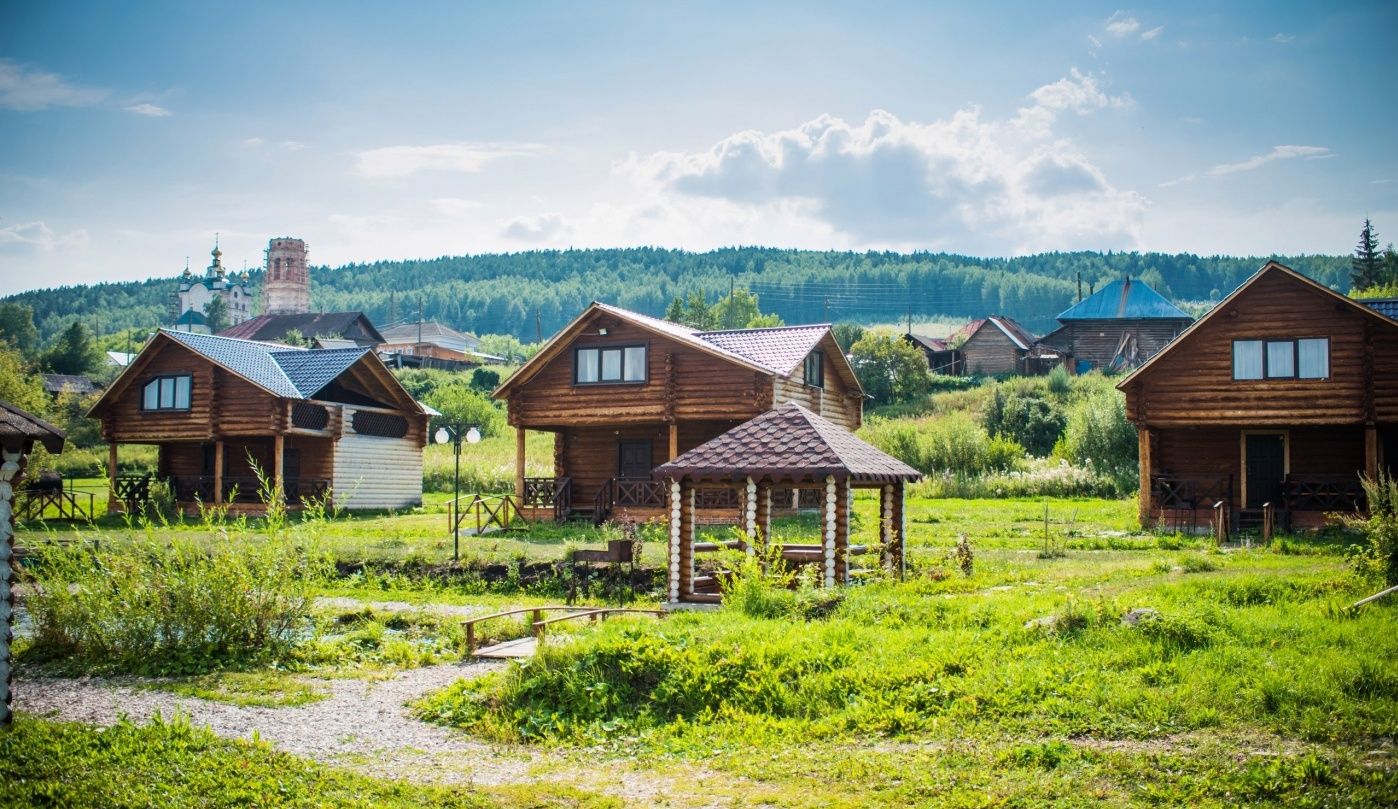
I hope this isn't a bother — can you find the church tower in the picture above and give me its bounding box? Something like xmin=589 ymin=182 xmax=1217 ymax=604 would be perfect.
xmin=262 ymin=237 xmax=311 ymax=315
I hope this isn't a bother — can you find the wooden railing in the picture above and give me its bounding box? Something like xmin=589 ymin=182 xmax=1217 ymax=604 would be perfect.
xmin=168 ymin=476 xmax=330 ymax=505
xmin=113 ymin=474 xmax=153 ymax=510
xmin=1153 ymin=474 xmax=1233 ymax=534
xmin=522 ymin=476 xmax=571 ymax=521
xmin=461 ymin=605 xmax=663 ymax=655
xmin=16 ymin=484 xmax=95 ymax=523
xmin=592 ymin=477 xmax=667 ymax=524
xmin=450 ymin=493 xmax=527 ymax=536
xmin=1283 ymin=475 xmax=1365 ymax=512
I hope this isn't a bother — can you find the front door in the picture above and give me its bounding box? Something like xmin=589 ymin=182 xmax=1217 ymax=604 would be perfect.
xmin=617 ymin=440 xmax=652 ymax=479
xmin=1245 ymin=433 xmax=1286 ymax=508
xmin=1384 ymin=430 xmax=1397 ymax=479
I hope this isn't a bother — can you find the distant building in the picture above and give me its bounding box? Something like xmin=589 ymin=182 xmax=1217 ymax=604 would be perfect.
xmin=379 ymin=321 xmax=480 ymax=358
xmin=262 ymin=238 xmax=311 ymax=315
xmin=40 ymin=374 xmax=99 ymax=397
xmin=1039 ymin=277 xmax=1192 ymax=373
xmin=954 ymin=315 xmax=1058 ymax=376
xmin=173 ymin=242 xmax=253 ymax=333
xmin=903 ymin=333 xmax=962 ymax=375
xmin=219 ymin=312 xmax=384 ymax=347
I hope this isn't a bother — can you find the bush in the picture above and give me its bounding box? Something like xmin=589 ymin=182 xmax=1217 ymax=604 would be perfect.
xmin=1350 ymin=473 xmax=1398 ymax=586
xmin=1056 ymin=389 xmax=1137 ymax=486
xmin=21 ymin=534 xmax=331 ymax=675
xmin=861 ymin=413 xmax=1024 ymax=477
xmin=982 ymin=389 xmax=1065 ymax=457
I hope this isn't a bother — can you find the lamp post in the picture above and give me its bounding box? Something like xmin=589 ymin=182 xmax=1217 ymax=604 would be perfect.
xmin=434 ymin=422 xmax=481 ymax=561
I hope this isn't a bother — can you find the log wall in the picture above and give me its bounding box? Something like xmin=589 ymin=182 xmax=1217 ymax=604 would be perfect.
xmin=99 ymin=340 xmax=217 ymax=442
xmin=960 ymin=326 xmax=1024 ymax=376
xmin=1040 ymin=320 xmax=1188 ymax=371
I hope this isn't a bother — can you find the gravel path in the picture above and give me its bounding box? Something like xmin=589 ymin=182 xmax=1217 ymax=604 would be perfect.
xmin=15 ymin=661 xmax=537 ymax=786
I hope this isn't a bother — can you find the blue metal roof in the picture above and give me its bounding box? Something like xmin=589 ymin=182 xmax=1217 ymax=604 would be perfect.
xmin=1056 ymin=277 xmax=1191 ymax=322
xmin=270 ymin=347 xmax=371 ymax=397
xmin=161 ymin=330 xmax=367 ymax=399
xmin=1363 ymin=298 xmax=1398 ymax=321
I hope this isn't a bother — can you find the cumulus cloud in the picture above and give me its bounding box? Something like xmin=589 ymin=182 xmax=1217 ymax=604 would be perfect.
xmin=355 ymin=142 xmax=542 ymax=178
xmin=0 ymin=221 xmax=89 ymax=254
xmin=502 ymin=213 xmax=567 ymax=242
xmin=125 ymin=102 xmax=171 ymax=117
xmin=618 ymin=70 xmax=1143 ymax=254
xmin=0 ymin=58 xmax=105 ymax=111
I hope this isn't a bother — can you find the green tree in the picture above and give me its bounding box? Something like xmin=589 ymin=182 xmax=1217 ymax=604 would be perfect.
xmin=848 ymin=331 xmax=931 ymax=406
xmin=42 ymin=321 xmax=102 ymax=376
xmin=425 ymin=383 xmax=505 ymax=437
xmin=280 ymin=329 xmax=308 ymax=347
xmin=0 ymin=301 xmax=39 ymax=355
xmin=0 ymin=341 xmax=49 ymax=415
xmin=203 ymin=295 xmax=229 ymax=334
xmin=983 ymin=390 xmax=1065 ymax=457
xmin=52 ymin=388 xmax=103 ymax=448
xmin=832 ymin=322 xmax=866 ymax=351
xmin=1352 ymin=218 xmax=1384 ymax=291
xmin=664 ymin=291 xmax=718 ymax=330
xmin=477 ymin=334 xmax=537 ymax=363
xmin=712 ymin=289 xmax=784 ymax=329
xmin=469 ymin=367 xmax=501 ymax=392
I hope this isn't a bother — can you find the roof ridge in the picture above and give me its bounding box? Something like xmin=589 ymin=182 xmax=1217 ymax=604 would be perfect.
xmin=162 ymin=327 xmax=308 ymax=352
xmin=699 ymin=324 xmax=829 ymax=336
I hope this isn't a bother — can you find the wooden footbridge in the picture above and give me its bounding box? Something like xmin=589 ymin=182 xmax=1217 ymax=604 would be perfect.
xmin=464 ymin=606 xmax=666 ymax=659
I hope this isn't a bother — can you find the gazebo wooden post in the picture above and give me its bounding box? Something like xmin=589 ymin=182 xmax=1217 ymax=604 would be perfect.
xmin=106 ymin=443 xmax=118 ymax=514
xmin=743 ymin=476 xmax=758 ymax=556
xmin=755 ymin=481 xmax=772 ymax=560
xmin=667 ymin=478 xmax=682 ymax=602
xmin=679 ymin=480 xmax=696 ymax=600
xmin=834 ymin=478 xmax=851 ymax=583
xmin=823 ymin=475 xmax=837 ymax=587
xmin=880 ymin=483 xmax=895 ymax=571
xmin=893 ymin=480 xmax=907 ymax=579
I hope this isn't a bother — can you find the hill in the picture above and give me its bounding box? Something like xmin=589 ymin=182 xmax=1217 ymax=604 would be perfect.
xmin=4 ymin=248 xmax=1351 ymax=345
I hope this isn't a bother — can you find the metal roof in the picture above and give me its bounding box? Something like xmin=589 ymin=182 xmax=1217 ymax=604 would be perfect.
xmin=1056 ymin=277 xmax=1191 ymax=322
xmin=162 ymin=329 xmax=304 ymax=398
xmin=269 ymin=347 xmax=372 ymax=397
xmin=220 ymin=312 xmax=385 ymax=345
xmin=699 ymin=325 xmax=829 ymax=376
xmin=654 ymin=402 xmax=921 ymax=484
xmin=1363 ymin=298 xmax=1398 ymax=320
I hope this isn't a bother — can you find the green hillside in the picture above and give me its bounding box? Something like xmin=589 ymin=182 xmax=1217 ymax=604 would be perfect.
xmin=4 ymin=248 xmax=1350 ymax=345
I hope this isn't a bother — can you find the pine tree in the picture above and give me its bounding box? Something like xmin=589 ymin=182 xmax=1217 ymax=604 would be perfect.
xmin=1352 ymin=218 xmax=1383 ymax=291
xmin=42 ymin=321 xmax=102 ymax=375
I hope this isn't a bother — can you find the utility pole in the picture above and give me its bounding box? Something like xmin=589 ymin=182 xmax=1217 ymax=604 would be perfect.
xmin=1076 ymin=272 xmax=1083 ymax=303
xmin=417 ymin=297 xmax=424 ymax=346
xmin=535 ymin=310 xmax=542 ymax=343
xmin=823 ymin=296 xmax=829 ymax=323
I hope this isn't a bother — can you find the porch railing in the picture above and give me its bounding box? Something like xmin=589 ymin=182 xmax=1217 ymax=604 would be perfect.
xmin=522 ymin=476 xmax=571 ymax=521
xmin=1283 ymin=475 xmax=1366 ymax=512
xmin=1152 ymin=474 xmax=1233 ymax=534
xmin=169 ymin=475 xmax=330 ymax=505
xmin=592 ymin=477 xmax=667 ymax=525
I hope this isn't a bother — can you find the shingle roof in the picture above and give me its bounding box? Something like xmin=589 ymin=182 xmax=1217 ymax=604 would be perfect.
xmin=40 ymin=374 xmax=99 ymax=395
xmin=699 ymin=325 xmax=829 ymax=375
xmin=958 ymin=316 xmax=1038 ymax=350
xmin=219 ymin=312 xmax=384 ymax=345
xmin=0 ymin=399 xmax=65 ymax=453
xmin=163 ymin=329 xmax=304 ymax=398
xmin=1363 ymin=298 xmax=1398 ymax=320
xmin=905 ymin=333 xmax=950 ymax=352
xmin=1057 ymin=277 xmax=1191 ymax=321
xmin=174 ymin=309 xmax=207 ymax=326
xmin=268 ymin=347 xmax=371 ymax=397
xmin=653 ymin=402 xmax=921 ymax=484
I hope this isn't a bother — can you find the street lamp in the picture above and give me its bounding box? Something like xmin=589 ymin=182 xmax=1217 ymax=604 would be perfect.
xmin=434 ymin=422 xmax=481 ymax=561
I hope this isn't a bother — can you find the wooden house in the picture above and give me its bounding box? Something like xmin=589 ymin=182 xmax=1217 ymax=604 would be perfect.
xmin=494 ymin=302 xmax=863 ymax=522
xmin=954 ymin=315 xmax=1057 ymax=376
xmin=88 ymin=329 xmax=431 ymax=514
xmin=1119 ymin=261 xmax=1398 ymax=531
xmin=903 ymin=333 xmax=962 ymax=375
xmin=1039 ymin=277 xmax=1192 ymax=373
xmin=219 ymin=311 xmax=385 ymax=347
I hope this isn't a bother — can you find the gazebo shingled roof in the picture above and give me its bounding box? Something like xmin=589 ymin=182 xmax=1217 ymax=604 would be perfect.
xmin=0 ymin=399 xmax=66 ymax=453
xmin=654 ymin=402 xmax=921 ymax=485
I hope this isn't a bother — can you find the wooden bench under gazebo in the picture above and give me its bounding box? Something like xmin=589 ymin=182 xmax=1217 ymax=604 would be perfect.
xmin=654 ymin=402 xmax=922 ymax=604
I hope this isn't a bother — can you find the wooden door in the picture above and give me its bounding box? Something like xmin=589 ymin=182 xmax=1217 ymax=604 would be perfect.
xmin=1245 ymin=434 xmax=1285 ymax=508
xmin=617 ymin=440 xmax=652 ymax=478
xmin=1384 ymin=431 xmax=1397 ymax=478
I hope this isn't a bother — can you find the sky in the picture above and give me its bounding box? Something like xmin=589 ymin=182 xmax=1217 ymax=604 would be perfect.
xmin=1 ymin=1 xmax=1396 ymax=294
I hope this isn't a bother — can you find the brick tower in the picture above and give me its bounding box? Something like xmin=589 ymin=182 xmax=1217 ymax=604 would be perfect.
xmin=262 ymin=237 xmax=311 ymax=315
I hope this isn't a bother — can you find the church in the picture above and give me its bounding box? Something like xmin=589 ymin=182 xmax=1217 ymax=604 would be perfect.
xmin=172 ymin=237 xmax=311 ymax=333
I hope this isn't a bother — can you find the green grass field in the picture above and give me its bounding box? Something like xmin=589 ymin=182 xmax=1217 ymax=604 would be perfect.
xmin=11 ymin=496 xmax=1396 ymax=807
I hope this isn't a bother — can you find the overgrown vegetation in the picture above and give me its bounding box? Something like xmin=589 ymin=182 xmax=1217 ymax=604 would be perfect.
xmin=1350 ymin=472 xmax=1398 ymax=587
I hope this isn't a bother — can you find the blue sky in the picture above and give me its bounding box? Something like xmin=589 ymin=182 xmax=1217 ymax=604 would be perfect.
xmin=1 ymin=1 xmax=1395 ymax=292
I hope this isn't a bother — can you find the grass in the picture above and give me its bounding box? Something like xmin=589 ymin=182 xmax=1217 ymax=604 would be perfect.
xmin=140 ymin=671 xmax=330 ymax=708
xmin=0 ymin=714 xmax=619 ymax=809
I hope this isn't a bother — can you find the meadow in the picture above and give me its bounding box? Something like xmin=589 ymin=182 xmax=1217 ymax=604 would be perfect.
xmin=9 ymin=488 xmax=1396 ymax=807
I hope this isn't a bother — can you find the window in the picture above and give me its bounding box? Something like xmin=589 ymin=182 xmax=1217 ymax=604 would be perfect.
xmin=804 ymin=350 xmax=824 ymax=388
xmin=141 ymin=375 xmax=191 ymax=411
xmin=574 ymin=345 xmax=647 ymax=384
xmin=1233 ymin=338 xmax=1329 ymax=381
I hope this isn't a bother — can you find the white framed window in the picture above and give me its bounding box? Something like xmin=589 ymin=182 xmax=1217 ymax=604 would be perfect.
xmin=1233 ymin=341 xmax=1263 ymax=380
xmin=141 ymin=375 xmax=192 ymax=411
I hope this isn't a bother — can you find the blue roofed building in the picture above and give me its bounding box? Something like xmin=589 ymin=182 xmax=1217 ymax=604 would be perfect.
xmin=1038 ymin=277 xmax=1193 ymax=373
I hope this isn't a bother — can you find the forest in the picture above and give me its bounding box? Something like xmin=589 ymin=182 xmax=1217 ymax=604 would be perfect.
xmin=4 ymin=247 xmax=1351 ymax=345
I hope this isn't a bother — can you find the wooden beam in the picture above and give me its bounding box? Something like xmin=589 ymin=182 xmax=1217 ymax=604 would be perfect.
xmin=213 ymin=440 xmax=224 ymax=505
xmin=106 ymin=443 xmax=117 ymax=514
xmin=272 ymin=433 xmax=284 ymax=501
xmin=1138 ymin=426 xmax=1153 ymax=528
xmin=894 ymin=481 xmax=906 ymax=579
xmin=834 ymin=478 xmax=850 ymax=584
xmin=744 ymin=476 xmax=757 ymax=555
xmin=755 ymin=482 xmax=772 ymax=557
xmin=679 ymin=481 xmax=695 ymax=599
xmin=667 ymin=478 xmax=682 ymax=602
xmin=668 ymin=422 xmax=678 ymax=461
xmin=1366 ymin=426 xmax=1379 ymax=479
xmin=515 ymin=427 xmax=527 ymax=499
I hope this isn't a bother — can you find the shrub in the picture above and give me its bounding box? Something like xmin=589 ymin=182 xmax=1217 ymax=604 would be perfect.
xmin=1349 ymin=473 xmax=1398 ymax=586
xmin=1056 ymin=389 xmax=1137 ymax=486
xmin=21 ymin=534 xmax=331 ymax=675
xmin=983 ymin=389 xmax=1065 ymax=457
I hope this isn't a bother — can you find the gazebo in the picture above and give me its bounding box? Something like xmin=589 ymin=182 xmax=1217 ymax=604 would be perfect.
xmin=653 ymin=402 xmax=922 ymax=604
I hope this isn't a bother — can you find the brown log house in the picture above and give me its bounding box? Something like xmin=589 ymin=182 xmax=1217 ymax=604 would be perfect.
xmin=89 ymin=329 xmax=431 ymax=514
xmin=1119 ymin=261 xmax=1398 ymax=531
xmin=494 ymin=302 xmax=864 ymax=522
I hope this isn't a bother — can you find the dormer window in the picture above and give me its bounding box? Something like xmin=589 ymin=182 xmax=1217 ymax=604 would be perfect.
xmin=142 ymin=375 xmax=192 ymax=411
xmin=804 ymin=350 xmax=824 ymax=389
xmin=575 ymin=345 xmax=647 ymax=384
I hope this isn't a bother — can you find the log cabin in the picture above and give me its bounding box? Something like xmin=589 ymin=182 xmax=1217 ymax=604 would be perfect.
xmin=903 ymin=333 xmax=962 ymax=375
xmin=1038 ymin=277 xmax=1192 ymax=373
xmin=494 ymin=302 xmax=864 ymax=522
xmin=1118 ymin=261 xmax=1398 ymax=532
xmin=954 ymin=315 xmax=1059 ymax=376
xmin=88 ymin=329 xmax=431 ymax=514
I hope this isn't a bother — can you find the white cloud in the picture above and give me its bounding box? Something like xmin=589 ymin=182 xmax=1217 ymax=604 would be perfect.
xmin=1105 ymin=11 xmax=1141 ymax=38
xmin=0 ymin=58 xmax=105 ymax=111
xmin=0 ymin=221 xmax=89 ymax=254
xmin=1140 ymin=26 xmax=1164 ymax=41
xmin=125 ymin=103 xmax=171 ymax=117
xmin=1272 ymin=33 xmax=1295 ymax=44
xmin=1207 ymin=144 xmax=1333 ymax=176
xmin=240 ymin=137 xmax=266 ymax=147
xmin=354 ymin=142 xmax=542 ymax=178
xmin=502 ymin=213 xmax=568 ymax=242
xmin=616 ymin=71 xmax=1144 ymax=254
xmin=280 ymin=140 xmax=306 ymax=151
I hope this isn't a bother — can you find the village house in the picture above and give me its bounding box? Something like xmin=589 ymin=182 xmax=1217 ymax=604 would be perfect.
xmin=1119 ymin=261 xmax=1398 ymax=532
xmin=88 ymin=329 xmax=431 ymax=514
xmin=493 ymin=302 xmax=863 ymax=522
xmin=903 ymin=333 xmax=963 ymax=375
xmin=219 ymin=311 xmax=385 ymax=348
xmin=953 ymin=315 xmax=1059 ymax=376
xmin=1039 ymin=277 xmax=1193 ymax=373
